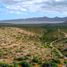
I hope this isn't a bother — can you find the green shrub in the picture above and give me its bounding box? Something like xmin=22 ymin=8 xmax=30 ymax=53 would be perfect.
xmin=41 ymin=62 xmax=52 ymax=67
xmin=51 ymin=59 xmax=59 ymax=67
xmin=32 ymin=56 xmax=42 ymax=64
xmin=0 ymin=49 xmax=4 ymax=57
xmin=41 ymin=60 xmax=58 ymax=67
xmin=0 ymin=63 xmax=10 ymax=67
xmin=64 ymin=60 xmax=67 ymax=64
xmin=51 ymin=59 xmax=60 ymax=64
xmin=51 ymin=63 xmax=58 ymax=67
xmin=13 ymin=62 xmax=18 ymax=67
xmin=19 ymin=61 xmax=31 ymax=67
xmin=14 ymin=57 xmax=25 ymax=61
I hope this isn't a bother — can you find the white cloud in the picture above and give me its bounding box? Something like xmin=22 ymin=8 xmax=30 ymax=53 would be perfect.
xmin=55 ymin=0 xmax=59 ymax=1
xmin=0 ymin=0 xmax=67 ymax=14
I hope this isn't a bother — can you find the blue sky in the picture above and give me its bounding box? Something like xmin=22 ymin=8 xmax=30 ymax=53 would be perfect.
xmin=0 ymin=0 xmax=67 ymax=20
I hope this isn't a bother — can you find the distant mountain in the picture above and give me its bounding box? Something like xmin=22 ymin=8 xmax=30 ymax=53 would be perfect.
xmin=63 ymin=20 xmax=67 ymax=23
xmin=23 ymin=17 xmax=67 ymax=21
xmin=0 ymin=17 xmax=67 ymax=24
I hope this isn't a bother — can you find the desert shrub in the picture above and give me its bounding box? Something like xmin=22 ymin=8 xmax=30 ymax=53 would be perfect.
xmin=19 ymin=61 xmax=31 ymax=67
xmin=43 ymin=42 xmax=50 ymax=48
xmin=51 ymin=59 xmax=59 ymax=67
xmin=17 ymin=57 xmax=23 ymax=61
xmin=41 ymin=60 xmax=58 ymax=67
xmin=51 ymin=59 xmax=60 ymax=64
xmin=32 ymin=56 xmax=42 ymax=64
xmin=51 ymin=62 xmax=58 ymax=67
xmin=64 ymin=60 xmax=67 ymax=64
xmin=41 ymin=62 xmax=52 ymax=67
xmin=51 ymin=63 xmax=58 ymax=67
xmin=9 ymin=64 xmax=14 ymax=67
xmin=0 ymin=49 xmax=4 ymax=57
xmin=13 ymin=62 xmax=18 ymax=67
xmin=0 ymin=63 xmax=10 ymax=67
xmin=14 ymin=57 xmax=24 ymax=61
xmin=14 ymin=56 xmax=30 ymax=61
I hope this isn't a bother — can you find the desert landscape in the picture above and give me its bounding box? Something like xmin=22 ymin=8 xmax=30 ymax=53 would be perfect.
xmin=0 ymin=23 xmax=66 ymax=67
xmin=0 ymin=0 xmax=67 ymax=67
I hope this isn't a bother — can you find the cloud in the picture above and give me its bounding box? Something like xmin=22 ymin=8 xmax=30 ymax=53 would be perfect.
xmin=0 ymin=0 xmax=67 ymax=14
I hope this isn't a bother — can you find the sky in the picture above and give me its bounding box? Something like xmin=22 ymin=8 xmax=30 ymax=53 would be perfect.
xmin=0 ymin=0 xmax=67 ymax=20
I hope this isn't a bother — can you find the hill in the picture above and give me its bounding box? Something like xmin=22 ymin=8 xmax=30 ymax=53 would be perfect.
xmin=0 ymin=24 xmax=67 ymax=67
xmin=0 ymin=27 xmax=52 ymax=63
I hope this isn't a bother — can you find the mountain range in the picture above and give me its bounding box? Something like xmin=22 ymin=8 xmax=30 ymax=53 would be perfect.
xmin=0 ymin=17 xmax=67 ymax=24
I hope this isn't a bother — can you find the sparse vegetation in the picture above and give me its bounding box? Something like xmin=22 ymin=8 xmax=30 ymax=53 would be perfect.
xmin=0 ymin=24 xmax=67 ymax=66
